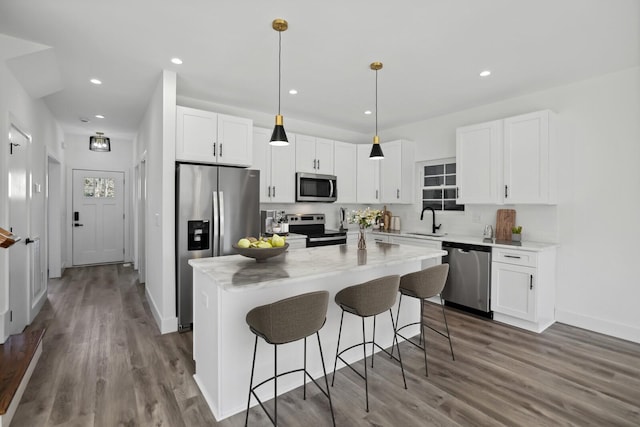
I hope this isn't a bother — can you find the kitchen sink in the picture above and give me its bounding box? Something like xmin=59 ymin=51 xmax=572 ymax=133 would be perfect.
xmin=406 ymin=232 xmax=447 ymax=237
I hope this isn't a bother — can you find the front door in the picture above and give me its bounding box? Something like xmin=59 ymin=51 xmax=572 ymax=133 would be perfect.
xmin=72 ymin=169 xmax=125 ymax=265
xmin=7 ymin=124 xmax=31 ymax=335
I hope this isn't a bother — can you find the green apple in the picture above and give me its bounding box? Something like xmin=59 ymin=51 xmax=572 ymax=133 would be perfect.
xmin=271 ymin=235 xmax=285 ymax=247
xmin=257 ymin=241 xmax=272 ymax=248
xmin=237 ymin=238 xmax=251 ymax=248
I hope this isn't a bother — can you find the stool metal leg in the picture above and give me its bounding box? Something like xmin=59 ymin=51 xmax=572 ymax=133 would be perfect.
xmin=362 ymin=316 xmax=369 ymax=412
xmin=274 ymin=344 xmax=278 ymax=426
xmin=391 ymin=293 xmax=403 ymax=358
xmin=421 ymin=298 xmax=429 ymax=377
xmin=441 ymin=295 xmax=455 ymax=361
xmin=331 ymin=310 xmax=345 ymax=387
xmin=245 ymin=335 xmax=259 ymax=427
xmin=303 ymin=337 xmax=307 ymax=400
xmin=371 ymin=315 xmax=377 ymax=368
xmin=390 ymin=308 xmax=407 ymax=389
xmin=419 ymin=298 xmax=425 ymax=346
xmin=316 ymin=332 xmax=336 ymax=427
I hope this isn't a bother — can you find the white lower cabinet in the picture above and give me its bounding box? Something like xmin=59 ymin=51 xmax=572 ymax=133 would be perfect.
xmin=491 ymin=247 xmax=556 ymax=332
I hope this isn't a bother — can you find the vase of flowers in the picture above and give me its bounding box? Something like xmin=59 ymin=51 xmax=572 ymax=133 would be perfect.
xmin=348 ymin=207 xmax=382 ymax=250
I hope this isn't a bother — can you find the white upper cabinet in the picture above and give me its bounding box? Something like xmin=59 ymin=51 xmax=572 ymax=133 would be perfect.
xmin=456 ymin=110 xmax=557 ymax=205
xmin=380 ymin=140 xmax=415 ymax=204
xmin=295 ymin=134 xmax=334 ymax=175
xmin=503 ymin=110 xmax=556 ymax=204
xmin=176 ymin=106 xmax=252 ymax=166
xmin=356 ymin=144 xmax=380 ymax=204
xmin=334 ymin=141 xmax=357 ymax=203
xmin=252 ymin=127 xmax=296 ymax=203
xmin=456 ymin=120 xmax=503 ymax=204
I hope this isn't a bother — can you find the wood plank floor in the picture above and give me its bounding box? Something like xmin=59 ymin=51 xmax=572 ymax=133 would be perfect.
xmin=12 ymin=264 xmax=640 ymax=426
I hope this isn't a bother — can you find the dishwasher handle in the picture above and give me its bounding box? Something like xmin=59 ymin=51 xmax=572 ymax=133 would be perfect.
xmin=442 ymin=241 xmax=492 ymax=253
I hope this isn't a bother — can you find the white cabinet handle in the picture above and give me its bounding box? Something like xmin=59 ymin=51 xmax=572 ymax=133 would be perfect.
xmin=213 ymin=143 xmax=216 ymax=156
xmin=220 ymin=143 xmax=223 ymax=157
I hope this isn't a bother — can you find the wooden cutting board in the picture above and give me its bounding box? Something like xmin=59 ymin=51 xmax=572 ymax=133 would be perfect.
xmin=495 ymin=209 xmax=516 ymax=241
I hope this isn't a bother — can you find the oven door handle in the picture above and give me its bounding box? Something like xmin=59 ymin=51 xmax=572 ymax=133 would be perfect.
xmin=308 ymin=236 xmax=346 ymax=243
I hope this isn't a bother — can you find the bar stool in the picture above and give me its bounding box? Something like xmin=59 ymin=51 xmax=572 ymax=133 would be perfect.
xmin=245 ymin=291 xmax=336 ymax=426
xmin=395 ymin=264 xmax=454 ymax=376
xmin=331 ymin=275 xmax=407 ymax=412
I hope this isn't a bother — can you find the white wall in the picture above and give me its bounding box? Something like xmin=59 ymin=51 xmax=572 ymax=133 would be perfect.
xmin=136 ymin=70 xmax=177 ymax=334
xmin=380 ymin=67 xmax=640 ymax=343
xmin=0 ymin=57 xmax=64 ymax=341
xmin=63 ymin=133 xmax=134 ymax=267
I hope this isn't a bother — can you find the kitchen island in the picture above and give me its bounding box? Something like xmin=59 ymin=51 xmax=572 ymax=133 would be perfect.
xmin=189 ymin=243 xmax=445 ymax=421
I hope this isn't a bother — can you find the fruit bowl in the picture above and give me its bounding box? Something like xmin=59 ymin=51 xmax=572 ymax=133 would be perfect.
xmin=232 ymin=243 xmax=289 ymax=263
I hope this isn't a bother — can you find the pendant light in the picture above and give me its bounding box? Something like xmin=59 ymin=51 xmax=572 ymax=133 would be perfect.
xmin=369 ymin=62 xmax=384 ymax=159
xmin=270 ymin=18 xmax=289 ymax=146
xmin=89 ymin=132 xmax=111 ymax=152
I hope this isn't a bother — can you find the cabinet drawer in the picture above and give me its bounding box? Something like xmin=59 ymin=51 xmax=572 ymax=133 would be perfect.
xmin=492 ymin=248 xmax=537 ymax=267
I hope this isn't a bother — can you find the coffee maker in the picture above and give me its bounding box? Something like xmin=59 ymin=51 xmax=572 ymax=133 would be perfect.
xmin=260 ymin=210 xmax=286 ymax=235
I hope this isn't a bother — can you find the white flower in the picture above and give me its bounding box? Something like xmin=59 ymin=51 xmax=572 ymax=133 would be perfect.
xmin=348 ymin=207 xmax=382 ymax=228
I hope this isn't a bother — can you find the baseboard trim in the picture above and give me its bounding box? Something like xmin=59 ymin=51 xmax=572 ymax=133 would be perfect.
xmin=556 ymin=309 xmax=640 ymax=344
xmin=144 ymin=286 xmax=178 ymax=335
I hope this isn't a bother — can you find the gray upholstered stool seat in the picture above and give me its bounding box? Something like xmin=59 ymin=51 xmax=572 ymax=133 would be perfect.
xmin=331 ymin=275 xmax=407 ymax=412
xmin=245 ymin=291 xmax=335 ymax=426
xmin=395 ymin=264 xmax=455 ymax=376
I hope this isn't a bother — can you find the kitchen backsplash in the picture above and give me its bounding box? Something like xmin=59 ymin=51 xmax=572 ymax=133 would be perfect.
xmin=261 ymin=202 xmax=558 ymax=243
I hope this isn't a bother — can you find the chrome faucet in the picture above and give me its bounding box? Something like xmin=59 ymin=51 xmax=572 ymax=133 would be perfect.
xmin=420 ymin=207 xmax=441 ymax=234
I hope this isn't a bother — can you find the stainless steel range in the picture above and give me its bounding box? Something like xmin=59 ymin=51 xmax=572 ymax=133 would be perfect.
xmin=286 ymin=213 xmax=347 ymax=247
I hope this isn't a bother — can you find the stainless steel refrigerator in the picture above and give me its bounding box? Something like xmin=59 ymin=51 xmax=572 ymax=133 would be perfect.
xmin=176 ymin=163 xmax=260 ymax=331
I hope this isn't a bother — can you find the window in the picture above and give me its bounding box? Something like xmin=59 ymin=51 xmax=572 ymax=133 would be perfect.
xmin=420 ymin=159 xmax=463 ymax=211
xmin=84 ymin=177 xmax=115 ymax=198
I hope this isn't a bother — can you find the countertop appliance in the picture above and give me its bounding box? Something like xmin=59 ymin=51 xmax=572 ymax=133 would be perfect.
xmin=286 ymin=213 xmax=346 ymax=247
xmin=176 ymin=163 xmax=260 ymax=332
xmin=296 ymin=172 xmax=337 ymax=202
xmin=441 ymin=241 xmax=492 ymax=317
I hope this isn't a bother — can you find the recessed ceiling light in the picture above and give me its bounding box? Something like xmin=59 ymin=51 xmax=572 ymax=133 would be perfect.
xmin=289 ymin=89 xmax=298 ymax=95
xmin=90 ymin=78 xmax=102 ymax=85
xmin=171 ymin=58 xmax=183 ymax=65
xmin=95 ymin=114 xmax=105 ymax=119
xmin=364 ymin=110 xmax=372 ymax=115
xmin=479 ymin=70 xmax=492 ymax=77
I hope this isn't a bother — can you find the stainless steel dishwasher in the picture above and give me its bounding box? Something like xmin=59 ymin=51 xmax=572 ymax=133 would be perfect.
xmin=441 ymin=241 xmax=492 ymax=317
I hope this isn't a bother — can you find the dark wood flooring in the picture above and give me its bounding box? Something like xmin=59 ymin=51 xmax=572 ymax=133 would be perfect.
xmin=11 ymin=264 xmax=640 ymax=426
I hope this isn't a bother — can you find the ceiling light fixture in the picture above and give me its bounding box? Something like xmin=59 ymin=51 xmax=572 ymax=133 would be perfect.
xmin=364 ymin=110 xmax=372 ymax=115
xmin=171 ymin=58 xmax=183 ymax=65
xmin=289 ymin=89 xmax=298 ymax=95
xmin=90 ymin=78 xmax=102 ymax=85
xmin=270 ymin=18 xmax=289 ymax=146
xmin=89 ymin=132 xmax=111 ymax=152
xmin=369 ymin=62 xmax=384 ymax=159
xmin=95 ymin=114 xmax=105 ymax=119
xmin=480 ymin=70 xmax=491 ymax=77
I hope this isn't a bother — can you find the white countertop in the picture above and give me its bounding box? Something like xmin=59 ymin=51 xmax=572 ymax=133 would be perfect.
xmin=371 ymin=230 xmax=557 ymax=252
xmin=189 ymin=243 xmax=445 ymax=292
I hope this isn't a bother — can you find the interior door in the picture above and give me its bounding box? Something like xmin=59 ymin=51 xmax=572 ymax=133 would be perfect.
xmin=7 ymin=124 xmax=31 ymax=335
xmin=72 ymin=169 xmax=125 ymax=265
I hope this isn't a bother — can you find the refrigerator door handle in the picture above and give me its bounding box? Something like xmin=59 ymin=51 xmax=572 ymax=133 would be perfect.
xmin=219 ymin=191 xmax=225 ymax=254
xmin=212 ymin=191 xmax=219 ymax=256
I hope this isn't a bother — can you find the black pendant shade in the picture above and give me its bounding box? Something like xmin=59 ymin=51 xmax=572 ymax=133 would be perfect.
xmin=270 ymin=123 xmax=289 ymax=146
xmin=369 ymin=141 xmax=384 ymax=159
xmin=89 ymin=133 xmax=111 ymax=152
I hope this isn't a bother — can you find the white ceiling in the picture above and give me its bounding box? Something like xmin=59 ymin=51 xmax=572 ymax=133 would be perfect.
xmin=0 ymin=0 xmax=638 ymax=139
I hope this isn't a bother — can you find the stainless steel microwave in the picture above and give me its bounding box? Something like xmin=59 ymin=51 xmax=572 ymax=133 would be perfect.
xmin=296 ymin=172 xmax=337 ymax=202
